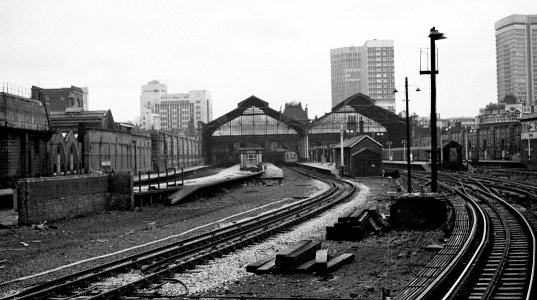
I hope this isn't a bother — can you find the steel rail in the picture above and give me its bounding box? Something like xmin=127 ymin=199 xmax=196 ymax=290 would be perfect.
xmin=1 ymin=166 xmax=354 ymax=300
xmin=436 ymin=173 xmax=536 ymax=300
xmin=80 ymin=167 xmax=355 ymax=300
xmin=395 ymin=176 xmax=484 ymax=300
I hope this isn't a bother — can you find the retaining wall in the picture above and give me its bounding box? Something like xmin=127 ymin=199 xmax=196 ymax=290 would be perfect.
xmin=17 ymin=173 xmax=133 ymax=225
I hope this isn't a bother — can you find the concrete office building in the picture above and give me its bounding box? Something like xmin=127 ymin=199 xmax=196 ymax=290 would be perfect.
xmin=495 ymin=14 xmax=537 ymax=105
xmin=330 ymin=40 xmax=395 ymax=112
xmin=139 ymin=80 xmax=212 ymax=132
xmin=156 ymin=93 xmax=193 ymax=134
xmin=140 ymin=80 xmax=167 ymax=130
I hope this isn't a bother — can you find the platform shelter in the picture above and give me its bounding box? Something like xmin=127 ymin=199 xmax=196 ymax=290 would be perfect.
xmin=239 ymin=147 xmax=263 ymax=170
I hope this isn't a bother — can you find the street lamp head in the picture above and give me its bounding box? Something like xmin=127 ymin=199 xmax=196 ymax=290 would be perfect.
xmin=429 ymin=27 xmax=446 ymax=40
xmin=416 ymin=87 xmax=421 ymax=92
xmin=393 ymin=88 xmax=398 ymax=93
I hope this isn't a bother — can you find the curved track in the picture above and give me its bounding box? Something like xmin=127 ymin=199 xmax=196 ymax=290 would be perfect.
xmin=398 ymin=171 xmax=536 ymax=300
xmin=1 ymin=166 xmax=355 ymax=300
xmin=441 ymin=175 xmax=536 ymax=300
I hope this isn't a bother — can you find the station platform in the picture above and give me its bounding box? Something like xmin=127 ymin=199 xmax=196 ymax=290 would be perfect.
xmin=167 ymin=163 xmax=282 ymax=205
xmin=260 ymin=163 xmax=284 ymax=180
xmin=383 ymin=160 xmax=429 ymax=172
xmin=298 ymin=162 xmax=339 ymax=177
xmin=133 ymin=165 xmax=211 ymax=185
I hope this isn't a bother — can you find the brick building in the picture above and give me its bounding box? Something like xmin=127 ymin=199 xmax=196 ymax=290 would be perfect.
xmin=0 ymin=91 xmax=53 ymax=189
xmin=50 ymin=109 xmax=152 ymax=174
xmin=31 ymin=85 xmax=86 ymax=112
xmin=151 ymin=132 xmax=201 ymax=171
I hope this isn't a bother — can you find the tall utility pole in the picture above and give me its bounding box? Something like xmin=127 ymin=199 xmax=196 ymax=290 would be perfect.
xmin=340 ymin=124 xmax=344 ymax=175
xmin=404 ymin=77 xmax=412 ymax=192
xmin=420 ymin=27 xmax=446 ymax=193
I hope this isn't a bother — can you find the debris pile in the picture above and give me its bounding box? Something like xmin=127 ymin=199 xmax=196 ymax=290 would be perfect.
xmin=326 ymin=206 xmax=390 ymax=241
xmin=246 ymin=240 xmax=354 ymax=275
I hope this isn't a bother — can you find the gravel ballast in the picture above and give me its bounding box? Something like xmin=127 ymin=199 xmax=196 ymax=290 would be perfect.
xmin=0 ymin=170 xmax=443 ymax=299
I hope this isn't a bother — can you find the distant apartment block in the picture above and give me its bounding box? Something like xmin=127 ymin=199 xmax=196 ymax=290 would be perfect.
xmin=331 ymin=40 xmax=395 ymax=112
xmin=138 ymin=80 xmax=212 ymax=132
xmin=495 ymin=14 xmax=537 ymax=105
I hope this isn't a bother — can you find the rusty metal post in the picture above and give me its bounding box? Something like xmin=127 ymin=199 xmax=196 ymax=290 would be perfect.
xmin=165 ymin=168 xmax=169 ymax=188
xmin=181 ymin=167 xmax=184 ymax=186
xmin=138 ymin=171 xmax=141 ymax=192
xmin=174 ymin=168 xmax=177 ymax=186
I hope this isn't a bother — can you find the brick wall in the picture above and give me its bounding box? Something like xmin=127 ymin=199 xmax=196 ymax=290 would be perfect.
xmin=84 ymin=129 xmax=152 ymax=174
xmin=17 ymin=173 xmax=132 ymax=225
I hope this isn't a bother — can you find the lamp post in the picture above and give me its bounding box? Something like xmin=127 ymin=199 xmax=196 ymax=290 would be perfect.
xmin=394 ymin=77 xmax=419 ymax=193
xmin=420 ymin=27 xmax=446 ymax=193
xmin=387 ymin=141 xmax=392 ymax=161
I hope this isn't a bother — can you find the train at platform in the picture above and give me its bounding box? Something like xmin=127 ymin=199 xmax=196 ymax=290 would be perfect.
xmin=382 ymin=146 xmax=431 ymax=162
xmin=383 ymin=142 xmax=465 ymax=171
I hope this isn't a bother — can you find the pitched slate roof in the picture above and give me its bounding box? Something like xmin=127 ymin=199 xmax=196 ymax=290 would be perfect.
xmin=334 ymin=135 xmax=383 ymax=149
xmin=282 ymin=102 xmax=309 ymax=124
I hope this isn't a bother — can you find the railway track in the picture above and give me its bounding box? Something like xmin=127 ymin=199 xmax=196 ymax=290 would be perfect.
xmin=440 ymin=175 xmax=536 ymax=300
xmin=1 ymin=166 xmax=355 ymax=300
xmin=397 ymin=171 xmax=536 ymax=299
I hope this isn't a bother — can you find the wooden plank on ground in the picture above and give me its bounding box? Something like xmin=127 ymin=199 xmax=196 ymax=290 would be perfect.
xmin=326 ymin=226 xmax=340 ymax=241
xmin=368 ymin=218 xmax=381 ymax=235
xmin=296 ymin=259 xmax=316 ymax=273
xmin=348 ymin=209 xmax=367 ymax=222
xmin=279 ymin=241 xmax=321 ymax=272
xmin=253 ymin=258 xmax=276 ymax=274
xmin=246 ymin=255 xmax=275 ymax=273
xmin=338 ymin=208 xmax=358 ymax=223
xmin=327 ymin=253 xmax=355 ymax=272
xmin=275 ymin=240 xmax=311 ymax=269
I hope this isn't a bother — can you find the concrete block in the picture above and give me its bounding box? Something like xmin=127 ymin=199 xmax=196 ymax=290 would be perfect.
xmin=315 ymin=250 xmax=328 ymax=273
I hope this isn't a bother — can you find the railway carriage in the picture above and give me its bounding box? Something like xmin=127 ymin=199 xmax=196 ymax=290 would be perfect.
xmin=283 ymin=151 xmax=298 ymax=163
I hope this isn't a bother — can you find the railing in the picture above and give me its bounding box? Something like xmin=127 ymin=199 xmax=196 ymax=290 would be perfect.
xmin=1 ymin=82 xmax=32 ymax=99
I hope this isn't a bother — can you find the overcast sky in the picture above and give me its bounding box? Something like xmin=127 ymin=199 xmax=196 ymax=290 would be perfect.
xmin=1 ymin=0 xmax=535 ymax=122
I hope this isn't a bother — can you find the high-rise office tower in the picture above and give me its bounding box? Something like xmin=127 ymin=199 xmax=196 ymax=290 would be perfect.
xmin=330 ymin=40 xmax=395 ymax=112
xmin=330 ymin=46 xmax=362 ymax=108
xmin=495 ymin=14 xmax=537 ymax=105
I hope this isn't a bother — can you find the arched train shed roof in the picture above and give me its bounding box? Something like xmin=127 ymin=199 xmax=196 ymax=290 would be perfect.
xmin=310 ymin=93 xmax=405 ymax=138
xmin=203 ymin=95 xmax=307 ymax=137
